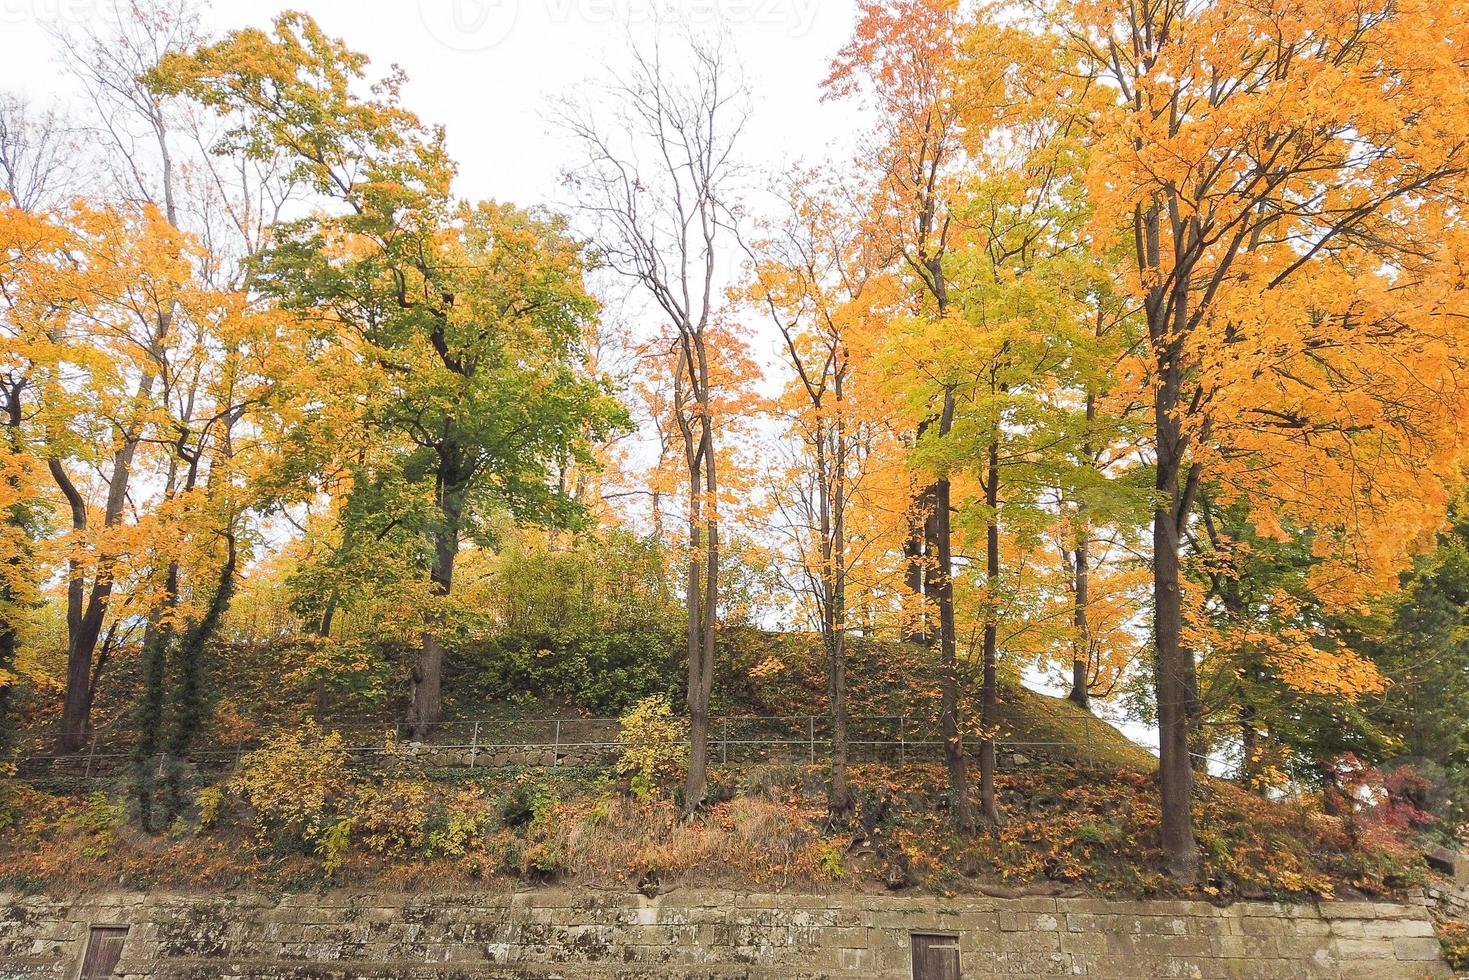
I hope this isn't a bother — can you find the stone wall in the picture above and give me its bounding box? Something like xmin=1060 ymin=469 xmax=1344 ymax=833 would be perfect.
xmin=0 ymin=888 xmax=1450 ymax=979
xmin=1430 ymin=881 xmax=1469 ymax=921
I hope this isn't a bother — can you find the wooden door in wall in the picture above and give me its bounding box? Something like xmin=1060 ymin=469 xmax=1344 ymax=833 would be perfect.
xmin=79 ymin=925 xmax=128 ymax=979
xmin=910 ymin=931 xmax=961 ymax=980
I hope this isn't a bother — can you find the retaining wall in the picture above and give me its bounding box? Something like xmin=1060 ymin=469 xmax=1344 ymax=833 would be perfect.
xmin=0 ymin=888 xmax=1451 ymax=979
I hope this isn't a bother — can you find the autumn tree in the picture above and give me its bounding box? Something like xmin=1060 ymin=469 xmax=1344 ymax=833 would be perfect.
xmin=561 ymin=37 xmax=749 ymax=815
xmin=1185 ymin=497 xmax=1390 ymax=790
xmin=827 ymin=0 xmax=986 ymax=830
xmin=1048 ymin=278 xmax=1149 ymax=711
xmin=747 ymin=171 xmax=901 ymax=821
xmin=156 ymin=13 xmax=625 ymax=739
xmin=39 ymin=0 xmax=203 ymax=753
xmin=1055 ymin=0 xmax=1469 ymax=880
xmin=0 ymin=193 xmax=69 ymax=745
xmin=1350 ymin=498 xmax=1469 ymax=829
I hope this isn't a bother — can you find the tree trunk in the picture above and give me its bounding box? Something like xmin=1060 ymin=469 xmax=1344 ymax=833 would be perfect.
xmin=903 ymin=492 xmax=932 ymax=645
xmin=682 ymin=400 xmax=718 ymax=818
xmin=827 ymin=530 xmax=852 ymax=821
xmin=51 ymin=373 xmax=157 ymax=753
xmin=0 ymin=622 xmax=15 ymax=749
xmin=1069 ymin=531 xmax=1091 ymax=709
xmin=163 ymin=532 xmax=238 ymax=820
xmin=979 ymin=436 xmax=1005 ymax=829
xmin=684 ymin=535 xmax=709 ymax=811
xmin=407 ymin=487 xmax=462 ymax=739
xmin=904 ymin=423 xmax=933 ymax=646
xmin=132 ymin=560 xmax=179 ymax=832
xmin=1238 ymin=703 xmax=1258 ymax=789
xmin=827 ymin=629 xmax=851 ymax=820
xmin=1069 ymin=394 xmax=1095 ymax=710
xmin=0 ymin=384 xmax=28 ymax=746
xmin=1153 ymin=380 xmax=1200 ymax=883
xmin=932 ymin=388 xmax=974 ymax=832
xmin=819 ymin=412 xmax=853 ymax=823
xmin=313 ymin=600 xmax=337 ymax=723
xmin=1185 ymin=641 xmax=1207 ymax=774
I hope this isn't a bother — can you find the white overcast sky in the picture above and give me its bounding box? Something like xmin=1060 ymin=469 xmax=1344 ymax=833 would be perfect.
xmin=0 ymin=0 xmax=861 ymax=211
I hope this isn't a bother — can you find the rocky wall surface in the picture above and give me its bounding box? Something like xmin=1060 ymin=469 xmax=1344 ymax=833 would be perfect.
xmin=0 ymin=887 xmax=1451 ymax=979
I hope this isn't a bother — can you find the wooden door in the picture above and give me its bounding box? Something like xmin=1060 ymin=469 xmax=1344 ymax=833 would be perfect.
xmin=79 ymin=926 xmax=128 ymax=979
xmin=910 ymin=931 xmax=960 ymax=980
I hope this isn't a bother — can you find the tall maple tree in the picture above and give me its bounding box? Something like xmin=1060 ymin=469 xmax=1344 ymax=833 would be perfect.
xmin=1051 ymin=0 xmax=1469 ymax=879
xmin=827 ymin=0 xmax=988 ymax=830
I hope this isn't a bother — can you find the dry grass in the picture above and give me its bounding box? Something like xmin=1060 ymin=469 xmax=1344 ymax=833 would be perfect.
xmin=559 ymin=793 xmax=827 ymax=884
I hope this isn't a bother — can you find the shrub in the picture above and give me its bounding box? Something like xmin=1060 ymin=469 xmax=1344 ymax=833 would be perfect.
xmin=815 ymin=840 xmax=846 ymax=879
xmin=226 ymin=721 xmax=351 ymax=853
xmin=422 ymin=788 xmax=493 ymax=858
xmin=467 ymin=628 xmax=679 ymax=714
xmin=1441 ymin=920 xmax=1469 ymax=972
xmin=351 ymin=780 xmax=432 ymax=855
xmin=615 ymin=696 xmax=687 ymax=800
xmin=194 ymin=786 xmax=224 ymax=830
xmin=78 ymin=792 xmax=125 ymax=859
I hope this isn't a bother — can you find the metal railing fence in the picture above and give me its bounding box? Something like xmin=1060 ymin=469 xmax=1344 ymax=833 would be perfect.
xmin=12 ymin=710 xmax=1135 ymax=789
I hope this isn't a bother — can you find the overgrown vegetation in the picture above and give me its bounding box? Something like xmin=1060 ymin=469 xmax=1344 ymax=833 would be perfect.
xmin=0 ymin=754 xmax=1432 ymax=903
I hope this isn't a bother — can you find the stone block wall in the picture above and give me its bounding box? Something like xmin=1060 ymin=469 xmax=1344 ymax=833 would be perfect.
xmin=1430 ymin=882 xmax=1469 ymax=920
xmin=0 ymin=888 xmax=1451 ymax=979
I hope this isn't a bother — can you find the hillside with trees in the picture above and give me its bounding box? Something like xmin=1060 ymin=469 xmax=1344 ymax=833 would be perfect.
xmin=1 ymin=2 xmax=1467 ymax=959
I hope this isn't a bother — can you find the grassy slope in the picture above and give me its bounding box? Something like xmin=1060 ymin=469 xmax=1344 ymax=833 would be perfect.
xmin=996 ymin=680 xmax=1158 ymax=771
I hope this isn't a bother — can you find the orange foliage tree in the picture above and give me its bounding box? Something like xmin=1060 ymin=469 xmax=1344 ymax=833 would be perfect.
xmin=1050 ymin=0 xmax=1469 ymax=879
xmin=746 ymin=169 xmax=910 ymax=820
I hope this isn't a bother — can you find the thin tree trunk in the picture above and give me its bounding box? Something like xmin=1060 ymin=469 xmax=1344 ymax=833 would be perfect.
xmin=0 ymin=382 xmax=28 ymax=746
xmin=682 ymin=366 xmax=718 ymax=817
xmin=979 ymin=436 xmax=1004 ymax=829
xmin=1238 ymin=702 xmax=1258 ymax=789
xmin=314 ymin=600 xmax=337 ymax=723
xmin=827 ymin=419 xmax=852 ymax=822
xmin=1069 ymin=533 xmax=1091 ymax=709
xmin=903 ymin=419 xmax=933 ymax=647
xmin=684 ymin=517 xmax=708 ymax=809
xmin=932 ymin=390 xmax=975 ymax=832
xmin=903 ymin=482 xmax=931 ymax=645
xmin=133 ymin=559 xmax=179 ymax=832
xmin=163 ymin=530 xmax=238 ymax=819
xmin=935 ymin=471 xmax=974 ymax=832
xmin=1069 ymin=394 xmax=1096 ymax=710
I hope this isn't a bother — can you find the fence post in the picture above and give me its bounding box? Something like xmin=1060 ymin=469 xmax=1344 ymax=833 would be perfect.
xmin=470 ymin=720 xmax=480 ymax=769
xmin=721 ymin=719 xmax=728 ymax=765
xmin=899 ymin=716 xmax=906 ymax=766
xmin=808 ymin=716 xmax=815 ymax=763
xmin=83 ymin=733 xmax=99 ymax=779
xmin=553 ymin=720 xmax=561 ymax=767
